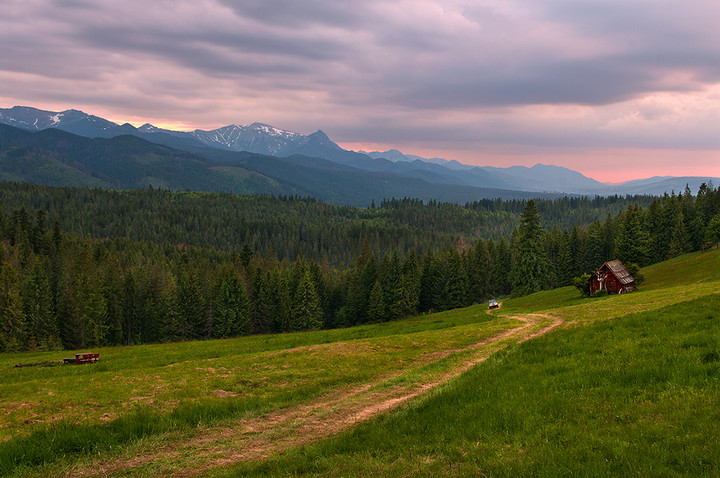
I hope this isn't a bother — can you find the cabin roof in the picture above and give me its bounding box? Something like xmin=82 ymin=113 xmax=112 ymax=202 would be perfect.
xmin=601 ymin=260 xmax=635 ymax=285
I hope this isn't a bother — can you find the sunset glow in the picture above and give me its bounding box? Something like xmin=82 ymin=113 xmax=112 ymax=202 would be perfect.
xmin=2 ymin=0 xmax=719 ymax=183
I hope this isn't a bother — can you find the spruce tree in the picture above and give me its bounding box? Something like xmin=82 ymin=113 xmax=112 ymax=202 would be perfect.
xmin=122 ymin=273 xmax=138 ymax=345
xmin=511 ymin=200 xmax=550 ymax=296
xmin=383 ymin=251 xmax=404 ymax=320
xmin=58 ymin=275 xmax=82 ymax=350
xmin=493 ymin=237 xmax=512 ymax=296
xmin=442 ymin=248 xmax=469 ymax=309
xmin=367 ymin=280 xmax=386 ymax=323
xmin=22 ymin=259 xmax=60 ymax=350
xmin=468 ymin=239 xmax=491 ymax=302
xmin=401 ymin=248 xmax=421 ymax=316
xmin=419 ymin=250 xmax=442 ymax=312
xmin=159 ymin=275 xmax=184 ymax=343
xmin=615 ymin=205 xmax=651 ymax=266
xmin=290 ymin=270 xmax=323 ymax=331
xmin=213 ymin=275 xmax=251 ymax=337
xmin=250 ymin=267 xmax=271 ymax=334
xmin=668 ymin=210 xmax=689 ymax=258
xmin=267 ymin=267 xmax=290 ymax=333
xmin=0 ymin=263 xmax=26 ymax=352
xmin=177 ymin=264 xmax=207 ymax=340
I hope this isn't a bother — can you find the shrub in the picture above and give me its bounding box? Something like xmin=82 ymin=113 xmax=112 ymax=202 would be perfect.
xmin=625 ymin=262 xmax=645 ymax=286
xmin=573 ymin=273 xmax=591 ymax=297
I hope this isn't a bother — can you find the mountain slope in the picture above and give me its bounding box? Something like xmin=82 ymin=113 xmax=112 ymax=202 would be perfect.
xmin=0 ymin=124 xmax=283 ymax=194
xmin=481 ymin=163 xmax=608 ymax=192
xmin=4 ymin=105 xmax=718 ymax=197
xmin=0 ymin=124 xmax=565 ymax=206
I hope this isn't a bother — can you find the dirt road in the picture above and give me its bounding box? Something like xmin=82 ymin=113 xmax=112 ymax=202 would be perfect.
xmin=68 ymin=314 xmax=561 ymax=477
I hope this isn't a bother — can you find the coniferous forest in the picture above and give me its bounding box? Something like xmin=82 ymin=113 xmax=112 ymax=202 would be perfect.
xmin=1 ymin=181 xmax=719 ymax=352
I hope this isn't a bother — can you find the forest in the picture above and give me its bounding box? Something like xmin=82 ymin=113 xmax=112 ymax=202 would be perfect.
xmin=1 ymin=181 xmax=719 ymax=352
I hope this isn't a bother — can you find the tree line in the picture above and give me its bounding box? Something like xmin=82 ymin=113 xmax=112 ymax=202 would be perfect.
xmin=1 ymin=182 xmax=719 ymax=352
xmin=0 ymin=182 xmax=653 ymax=265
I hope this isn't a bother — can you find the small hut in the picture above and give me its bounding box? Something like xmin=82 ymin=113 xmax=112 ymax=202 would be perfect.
xmin=590 ymin=260 xmax=636 ymax=296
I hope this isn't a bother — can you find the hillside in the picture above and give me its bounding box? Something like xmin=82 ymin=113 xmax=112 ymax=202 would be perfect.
xmin=4 ymin=106 xmax=718 ymax=198
xmin=0 ymin=182 xmax=650 ymax=265
xmin=0 ymin=124 xmax=567 ymax=206
xmin=1 ymin=248 xmax=719 ymax=476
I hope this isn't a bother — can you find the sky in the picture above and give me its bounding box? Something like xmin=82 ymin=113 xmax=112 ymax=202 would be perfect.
xmin=2 ymin=0 xmax=719 ymax=183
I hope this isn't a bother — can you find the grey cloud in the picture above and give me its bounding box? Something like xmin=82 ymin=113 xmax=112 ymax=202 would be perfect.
xmin=2 ymin=0 xmax=720 ymax=158
xmin=216 ymin=0 xmax=371 ymax=28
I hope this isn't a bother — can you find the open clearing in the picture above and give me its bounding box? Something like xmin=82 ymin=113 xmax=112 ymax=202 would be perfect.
xmin=68 ymin=315 xmax=560 ymax=477
xmin=2 ymin=248 xmax=719 ymax=477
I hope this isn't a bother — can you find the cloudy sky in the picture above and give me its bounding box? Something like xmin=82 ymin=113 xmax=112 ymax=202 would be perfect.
xmin=2 ymin=0 xmax=719 ymax=182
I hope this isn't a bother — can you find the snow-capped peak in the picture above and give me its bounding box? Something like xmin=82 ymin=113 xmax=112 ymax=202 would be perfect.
xmin=138 ymin=123 xmax=161 ymax=133
xmin=247 ymin=122 xmax=301 ymax=138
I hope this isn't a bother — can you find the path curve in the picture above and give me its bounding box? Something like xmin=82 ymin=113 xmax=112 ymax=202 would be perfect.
xmin=69 ymin=313 xmax=562 ymax=477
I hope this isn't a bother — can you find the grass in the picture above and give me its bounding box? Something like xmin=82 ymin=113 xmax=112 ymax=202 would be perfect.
xmin=0 ymin=306 xmax=512 ymax=476
xmin=224 ymin=279 xmax=720 ymax=476
xmin=2 ymin=248 xmax=719 ymax=477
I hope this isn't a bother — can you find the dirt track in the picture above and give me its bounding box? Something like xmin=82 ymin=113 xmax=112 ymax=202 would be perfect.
xmin=68 ymin=314 xmax=562 ymax=477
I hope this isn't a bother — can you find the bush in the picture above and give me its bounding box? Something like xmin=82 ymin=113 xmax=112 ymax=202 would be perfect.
xmin=625 ymin=262 xmax=645 ymax=286
xmin=593 ymin=290 xmax=608 ymax=298
xmin=573 ymin=273 xmax=592 ymax=297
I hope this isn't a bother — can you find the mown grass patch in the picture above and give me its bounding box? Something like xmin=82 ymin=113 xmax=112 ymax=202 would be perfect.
xmin=228 ymin=293 xmax=720 ymax=477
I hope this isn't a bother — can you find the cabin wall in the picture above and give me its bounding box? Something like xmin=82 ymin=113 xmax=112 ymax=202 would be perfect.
xmin=590 ymin=271 xmax=623 ymax=296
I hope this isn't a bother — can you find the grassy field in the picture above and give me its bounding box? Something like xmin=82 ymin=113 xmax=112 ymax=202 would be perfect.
xmin=1 ymin=248 xmax=719 ymax=476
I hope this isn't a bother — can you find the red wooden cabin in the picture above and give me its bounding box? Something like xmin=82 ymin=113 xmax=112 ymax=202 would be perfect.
xmin=590 ymin=260 xmax=636 ymax=296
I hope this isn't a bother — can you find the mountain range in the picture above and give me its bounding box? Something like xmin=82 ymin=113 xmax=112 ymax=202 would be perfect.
xmin=1 ymin=105 xmax=717 ymax=203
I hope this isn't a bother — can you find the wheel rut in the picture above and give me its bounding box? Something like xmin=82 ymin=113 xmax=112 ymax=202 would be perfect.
xmin=68 ymin=313 xmax=562 ymax=477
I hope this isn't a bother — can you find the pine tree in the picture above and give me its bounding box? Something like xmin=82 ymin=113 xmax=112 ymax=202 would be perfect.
xmin=419 ymin=250 xmax=442 ymax=312
xmin=383 ymin=251 xmax=404 ymax=320
xmin=239 ymin=242 xmax=254 ymax=269
xmin=586 ymin=221 xmax=605 ymax=270
xmin=74 ymin=270 xmax=108 ymax=347
xmin=568 ymin=225 xmax=584 ymax=276
xmin=250 ymin=267 xmax=271 ymax=334
xmin=367 ymin=280 xmax=386 ymax=323
xmin=307 ymin=260 xmax=328 ymax=325
xmin=102 ymin=266 xmax=123 ymax=346
xmin=493 ymin=238 xmax=512 ymax=296
xmin=705 ymin=213 xmax=720 ymax=246
xmin=177 ymin=264 xmax=207 ymax=340
xmin=615 ymin=205 xmax=651 ymax=266
xmin=290 ymin=270 xmax=323 ymax=331
xmin=667 ymin=209 xmax=689 ymax=258
xmin=267 ymin=267 xmax=291 ymax=333
xmin=0 ymin=263 xmax=26 ymax=352
xmin=159 ymin=275 xmax=184 ymax=343
xmin=213 ymin=275 xmax=251 ymax=337
xmin=58 ymin=273 xmax=82 ymax=350
xmin=401 ymin=248 xmax=421 ymax=316
xmin=23 ymin=259 xmax=60 ymax=350
xmin=511 ymin=200 xmax=550 ymax=296
xmin=122 ymin=273 xmax=138 ymax=345
xmin=355 ymin=256 xmax=377 ymax=323
xmin=442 ymin=248 xmax=469 ymax=309
xmin=468 ymin=239 xmax=491 ymax=302
xmin=554 ymin=229 xmax=574 ymax=287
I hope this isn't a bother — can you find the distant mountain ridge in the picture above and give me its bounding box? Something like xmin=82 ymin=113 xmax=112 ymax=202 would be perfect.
xmin=0 ymin=123 xmax=567 ymax=206
xmin=1 ymin=105 xmax=718 ymax=197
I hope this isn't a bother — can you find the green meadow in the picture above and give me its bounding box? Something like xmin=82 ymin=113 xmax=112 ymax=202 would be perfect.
xmin=1 ymin=248 xmax=719 ymax=477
